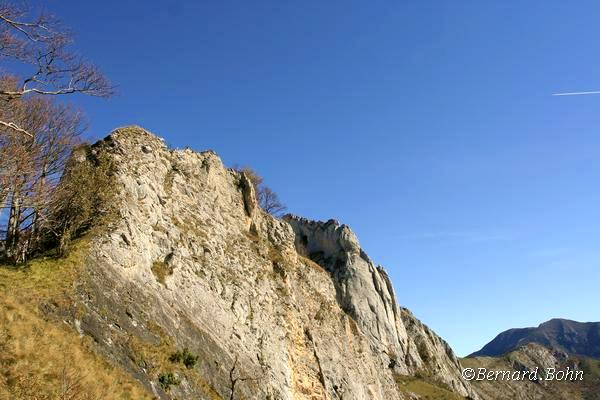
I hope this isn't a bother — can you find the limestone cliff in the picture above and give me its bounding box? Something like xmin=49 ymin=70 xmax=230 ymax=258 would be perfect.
xmin=284 ymin=216 xmax=471 ymax=394
xmin=63 ymin=126 xmax=476 ymax=399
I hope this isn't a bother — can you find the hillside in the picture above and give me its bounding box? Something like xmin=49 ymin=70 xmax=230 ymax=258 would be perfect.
xmin=465 ymin=319 xmax=600 ymax=400
xmin=464 ymin=344 xmax=600 ymax=400
xmin=471 ymin=319 xmax=600 ymax=358
xmin=0 ymin=241 xmax=151 ymax=399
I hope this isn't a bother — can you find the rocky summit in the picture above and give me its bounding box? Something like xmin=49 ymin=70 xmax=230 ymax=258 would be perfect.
xmin=54 ymin=126 xmax=476 ymax=399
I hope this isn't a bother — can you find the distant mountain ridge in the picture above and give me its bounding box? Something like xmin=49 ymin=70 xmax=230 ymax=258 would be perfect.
xmin=470 ymin=318 xmax=600 ymax=358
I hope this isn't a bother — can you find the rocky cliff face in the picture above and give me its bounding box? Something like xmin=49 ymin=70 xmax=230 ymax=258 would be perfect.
xmin=66 ymin=126 xmax=476 ymax=399
xmin=284 ymin=216 xmax=471 ymax=392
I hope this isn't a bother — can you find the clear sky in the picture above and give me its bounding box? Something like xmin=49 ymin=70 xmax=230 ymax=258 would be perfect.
xmin=33 ymin=0 xmax=600 ymax=356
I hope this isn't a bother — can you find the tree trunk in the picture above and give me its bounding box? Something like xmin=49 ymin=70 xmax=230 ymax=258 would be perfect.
xmin=5 ymin=191 xmax=22 ymax=262
xmin=30 ymin=164 xmax=47 ymax=250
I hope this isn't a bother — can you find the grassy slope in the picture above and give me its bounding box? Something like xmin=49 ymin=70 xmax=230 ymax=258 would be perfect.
xmin=0 ymin=241 xmax=152 ymax=400
xmin=580 ymin=357 xmax=600 ymax=400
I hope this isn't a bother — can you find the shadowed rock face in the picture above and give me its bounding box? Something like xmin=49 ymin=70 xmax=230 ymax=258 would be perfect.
xmin=470 ymin=319 xmax=600 ymax=358
xmin=283 ymin=216 xmax=406 ymax=355
xmin=65 ymin=126 xmax=477 ymax=399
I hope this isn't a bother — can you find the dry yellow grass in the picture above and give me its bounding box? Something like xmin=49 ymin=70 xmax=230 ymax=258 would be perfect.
xmin=151 ymin=260 xmax=172 ymax=286
xmin=394 ymin=374 xmax=465 ymax=400
xmin=0 ymin=241 xmax=152 ymax=400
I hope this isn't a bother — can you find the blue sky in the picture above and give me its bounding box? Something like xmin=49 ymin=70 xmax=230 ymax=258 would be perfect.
xmin=32 ymin=1 xmax=600 ymax=356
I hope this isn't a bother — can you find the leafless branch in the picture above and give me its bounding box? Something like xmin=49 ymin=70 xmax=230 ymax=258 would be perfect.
xmin=0 ymin=119 xmax=33 ymax=137
xmin=0 ymin=2 xmax=113 ymax=140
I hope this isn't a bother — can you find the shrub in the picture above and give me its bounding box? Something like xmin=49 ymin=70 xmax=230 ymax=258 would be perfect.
xmin=158 ymin=372 xmax=180 ymax=390
xmin=168 ymin=351 xmax=183 ymax=364
xmin=183 ymin=352 xmax=199 ymax=369
xmin=169 ymin=348 xmax=199 ymax=369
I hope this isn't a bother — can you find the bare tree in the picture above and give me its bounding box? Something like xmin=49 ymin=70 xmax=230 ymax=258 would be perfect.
xmin=0 ymin=92 xmax=83 ymax=262
xmin=234 ymin=166 xmax=287 ymax=217
xmin=259 ymin=186 xmax=286 ymax=216
xmin=0 ymin=2 xmax=112 ymax=262
xmin=0 ymin=2 xmax=112 ymax=137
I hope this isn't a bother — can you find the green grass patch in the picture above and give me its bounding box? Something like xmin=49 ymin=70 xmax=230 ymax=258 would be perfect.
xmin=169 ymin=348 xmax=200 ymax=369
xmin=158 ymin=371 xmax=181 ymax=390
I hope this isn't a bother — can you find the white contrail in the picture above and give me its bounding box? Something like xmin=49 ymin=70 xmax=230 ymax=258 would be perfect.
xmin=552 ymin=90 xmax=600 ymax=96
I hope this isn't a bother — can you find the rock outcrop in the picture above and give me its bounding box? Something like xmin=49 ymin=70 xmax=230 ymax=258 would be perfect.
xmin=284 ymin=216 xmax=472 ymax=395
xmin=65 ymin=126 xmax=476 ymax=399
